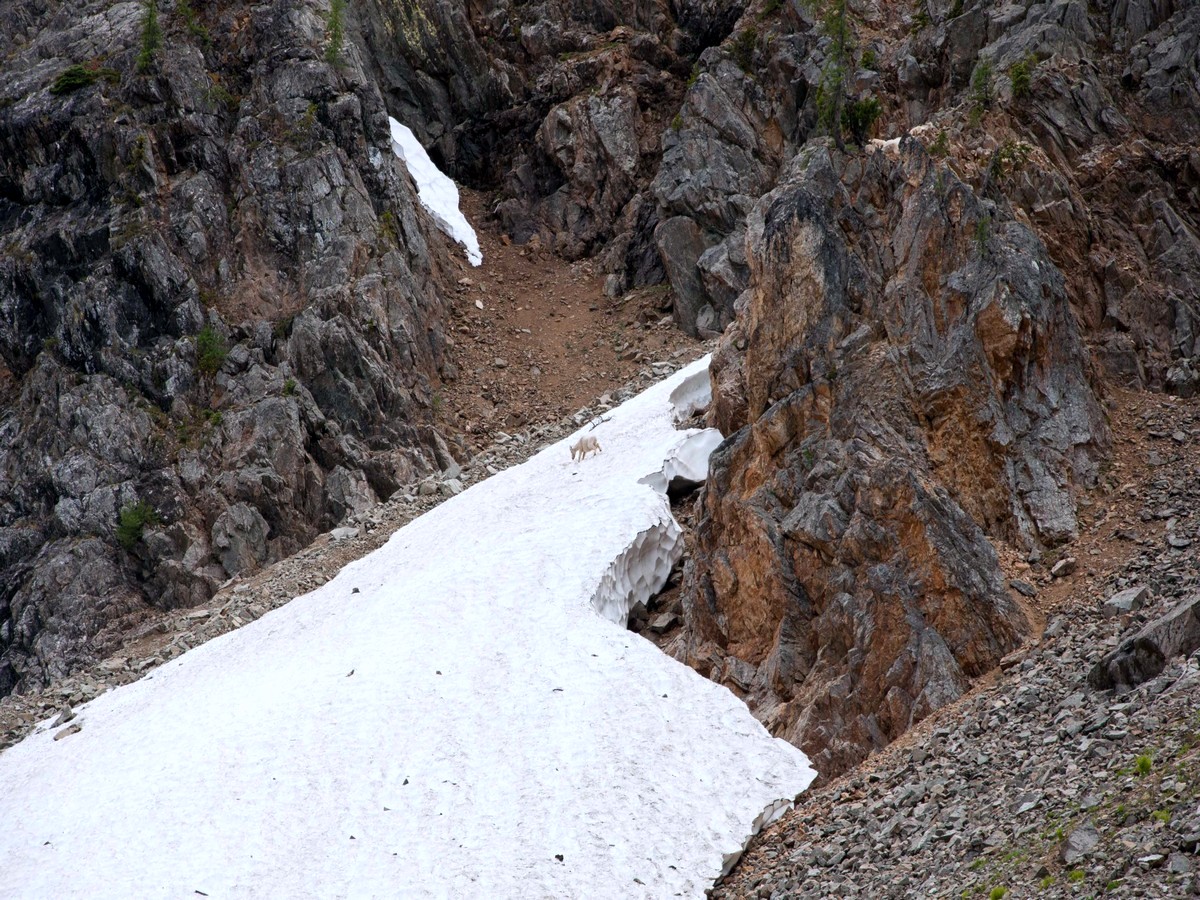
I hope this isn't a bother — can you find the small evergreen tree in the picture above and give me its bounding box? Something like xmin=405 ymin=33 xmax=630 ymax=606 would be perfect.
xmin=842 ymin=96 xmax=881 ymax=145
xmin=1009 ymin=55 xmax=1034 ymax=100
xmin=117 ymin=501 xmax=159 ymax=550
xmin=969 ymin=58 xmax=993 ymax=124
xmin=325 ymin=0 xmax=346 ymax=65
xmin=136 ymin=0 xmax=161 ymax=73
xmin=813 ymin=0 xmax=853 ymax=152
xmin=196 ymin=324 xmax=228 ymax=377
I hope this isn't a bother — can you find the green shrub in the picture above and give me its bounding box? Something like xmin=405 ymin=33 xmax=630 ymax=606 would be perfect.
xmin=842 ymin=95 xmax=881 ymax=145
xmin=325 ymin=0 xmax=346 ymax=65
xmin=1067 ymin=869 xmax=1085 ymax=883
xmin=1009 ymin=57 xmax=1032 ymax=99
xmin=137 ymin=0 xmax=162 ymax=73
xmin=989 ymin=888 xmax=1008 ymax=900
xmin=731 ymin=26 xmax=758 ymax=72
xmin=378 ymin=209 xmax=399 ymax=244
xmin=283 ymin=378 xmax=298 ymax=396
xmin=860 ymin=47 xmax=877 ymax=70
xmin=990 ymin=139 xmax=1032 ymax=179
xmin=195 ymin=324 xmax=228 ymax=377
xmin=117 ymin=501 xmax=158 ymax=550
xmin=1135 ymin=752 xmax=1153 ymax=776
xmin=205 ymin=73 xmax=237 ymax=107
xmin=50 ymin=63 xmax=120 ymax=95
xmin=1038 ymin=876 xmax=1054 ymax=889
xmin=929 ymin=129 xmax=950 ymax=157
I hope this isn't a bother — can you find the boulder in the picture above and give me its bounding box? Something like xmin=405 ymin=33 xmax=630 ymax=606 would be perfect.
xmin=211 ymin=504 xmax=271 ymax=578
xmin=654 ymin=216 xmax=717 ymax=338
xmin=1103 ymin=585 xmax=1149 ymax=618
xmin=1089 ymin=595 xmax=1200 ymax=691
xmin=1060 ymin=822 xmax=1100 ymax=865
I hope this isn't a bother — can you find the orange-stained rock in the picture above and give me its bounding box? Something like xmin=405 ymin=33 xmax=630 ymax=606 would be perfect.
xmin=679 ymin=140 xmax=1110 ymax=779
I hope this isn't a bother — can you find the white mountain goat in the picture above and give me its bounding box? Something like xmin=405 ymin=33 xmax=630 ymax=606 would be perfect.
xmin=570 ymin=435 xmax=602 ymax=461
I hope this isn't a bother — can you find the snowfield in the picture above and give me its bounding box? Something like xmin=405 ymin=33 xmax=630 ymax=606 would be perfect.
xmin=0 ymin=356 xmax=815 ymax=899
xmin=389 ymin=117 xmax=482 ymax=266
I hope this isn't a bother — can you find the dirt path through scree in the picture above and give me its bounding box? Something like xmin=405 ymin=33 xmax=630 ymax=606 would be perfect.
xmin=436 ymin=190 xmax=701 ymax=449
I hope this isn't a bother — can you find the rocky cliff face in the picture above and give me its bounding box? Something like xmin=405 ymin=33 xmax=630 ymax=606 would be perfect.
xmin=355 ymin=0 xmax=759 ymax=332
xmin=676 ymin=140 xmax=1109 ymax=778
xmin=0 ymin=0 xmax=458 ymax=693
xmin=661 ymin=0 xmax=1197 ymax=778
xmin=889 ymin=0 xmax=1200 ymax=393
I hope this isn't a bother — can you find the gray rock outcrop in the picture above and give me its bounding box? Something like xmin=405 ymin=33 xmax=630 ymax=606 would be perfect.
xmin=0 ymin=0 xmax=458 ymax=692
xmin=1089 ymin=594 xmax=1200 ymax=691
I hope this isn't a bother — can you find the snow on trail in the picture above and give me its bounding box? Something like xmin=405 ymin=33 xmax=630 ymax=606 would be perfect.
xmin=389 ymin=117 xmax=482 ymax=266
xmin=0 ymin=357 xmax=815 ymax=899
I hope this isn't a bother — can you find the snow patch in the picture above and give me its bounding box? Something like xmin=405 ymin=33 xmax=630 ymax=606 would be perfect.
xmin=638 ymin=427 xmax=724 ymax=497
xmin=388 ymin=117 xmax=482 ymax=266
xmin=590 ymin=515 xmax=681 ymax=624
xmin=0 ymin=355 xmax=815 ymax=899
xmin=668 ymin=364 xmax=713 ymax=422
xmin=721 ymin=797 xmax=796 ymax=876
xmin=594 ymin=367 xmax=719 ymax=621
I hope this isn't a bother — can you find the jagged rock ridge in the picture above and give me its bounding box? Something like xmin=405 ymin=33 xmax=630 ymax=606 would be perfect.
xmin=675 ymin=139 xmax=1109 ymax=778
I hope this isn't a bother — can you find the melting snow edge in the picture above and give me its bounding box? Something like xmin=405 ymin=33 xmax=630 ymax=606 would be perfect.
xmin=388 ymin=117 xmax=482 ymax=266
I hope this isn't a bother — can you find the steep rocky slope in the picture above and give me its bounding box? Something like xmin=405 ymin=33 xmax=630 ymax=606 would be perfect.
xmin=655 ymin=0 xmax=1199 ymax=780
xmin=0 ymin=0 xmax=461 ymax=693
xmin=673 ymin=138 xmax=1108 ymax=779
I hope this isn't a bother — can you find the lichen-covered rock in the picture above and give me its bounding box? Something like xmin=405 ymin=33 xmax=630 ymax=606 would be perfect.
xmin=677 ymin=140 xmax=1109 ymax=779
